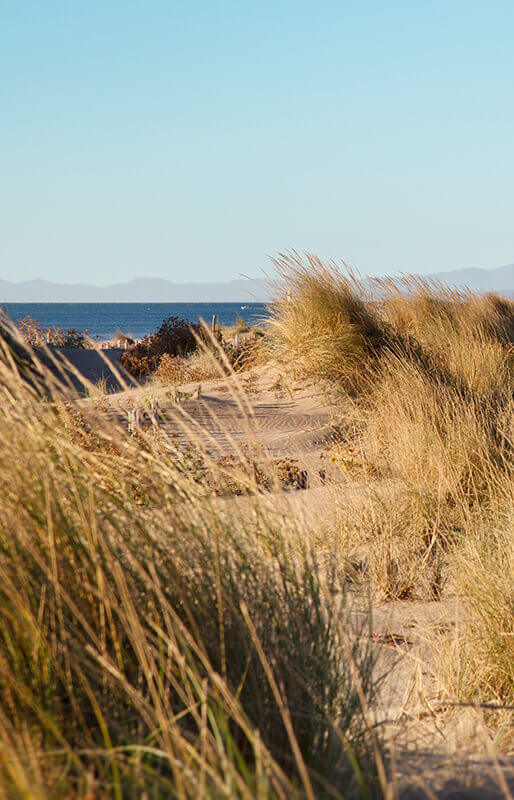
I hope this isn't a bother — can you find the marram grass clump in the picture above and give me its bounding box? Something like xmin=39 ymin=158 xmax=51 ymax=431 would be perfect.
xmin=265 ymin=253 xmax=513 ymax=732
xmin=265 ymin=252 xmax=389 ymax=388
xmin=0 ymin=322 xmax=385 ymax=799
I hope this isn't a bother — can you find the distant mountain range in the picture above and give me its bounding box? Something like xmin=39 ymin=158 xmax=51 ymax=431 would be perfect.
xmin=0 ymin=264 xmax=513 ymax=303
xmin=0 ymin=277 xmax=271 ymax=303
xmin=419 ymin=263 xmax=514 ymax=296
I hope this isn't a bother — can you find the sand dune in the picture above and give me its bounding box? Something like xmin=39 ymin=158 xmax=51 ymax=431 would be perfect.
xmin=76 ymin=364 xmax=514 ymax=799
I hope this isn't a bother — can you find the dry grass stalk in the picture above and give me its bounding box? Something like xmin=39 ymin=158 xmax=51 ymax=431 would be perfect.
xmin=266 ymin=253 xmax=513 ymax=738
xmin=0 ymin=319 xmax=384 ymax=798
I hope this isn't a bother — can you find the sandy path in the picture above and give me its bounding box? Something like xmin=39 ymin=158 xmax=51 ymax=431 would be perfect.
xmin=99 ymin=377 xmax=341 ymax=464
xmin=85 ymin=374 xmax=513 ymax=798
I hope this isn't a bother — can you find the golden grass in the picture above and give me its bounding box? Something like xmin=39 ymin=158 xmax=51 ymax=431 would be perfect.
xmin=266 ymin=253 xmax=514 ymax=734
xmin=265 ymin=252 xmax=388 ymax=388
xmin=437 ymin=493 xmax=514 ymax=750
xmin=0 ymin=320 xmax=385 ymax=798
xmin=1 ymin=254 xmax=513 ymax=795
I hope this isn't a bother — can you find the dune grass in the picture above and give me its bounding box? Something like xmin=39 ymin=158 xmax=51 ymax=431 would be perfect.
xmin=1 ymin=254 xmax=513 ymax=796
xmin=265 ymin=252 xmax=388 ymax=388
xmin=434 ymin=490 xmax=514 ymax=750
xmin=266 ymin=253 xmax=514 ymax=734
xmin=0 ymin=321 xmax=386 ymax=799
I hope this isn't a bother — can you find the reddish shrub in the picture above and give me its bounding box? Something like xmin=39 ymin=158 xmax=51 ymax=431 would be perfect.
xmin=121 ymin=316 xmax=200 ymax=377
xmin=17 ymin=316 xmax=90 ymax=348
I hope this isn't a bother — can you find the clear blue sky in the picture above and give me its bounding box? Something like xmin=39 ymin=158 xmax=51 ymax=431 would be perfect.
xmin=1 ymin=0 xmax=513 ymax=284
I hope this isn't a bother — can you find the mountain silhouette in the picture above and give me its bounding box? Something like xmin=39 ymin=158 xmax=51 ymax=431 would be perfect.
xmin=0 ymin=264 xmax=512 ymax=302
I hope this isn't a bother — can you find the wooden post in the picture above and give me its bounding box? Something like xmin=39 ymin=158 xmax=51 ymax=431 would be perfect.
xmin=150 ymin=399 xmax=160 ymax=428
xmin=211 ymin=314 xmax=217 ymax=334
xmin=127 ymin=408 xmax=140 ymax=434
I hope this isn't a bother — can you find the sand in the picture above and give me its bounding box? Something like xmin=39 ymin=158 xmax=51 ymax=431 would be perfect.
xmin=76 ymin=360 xmax=513 ymax=799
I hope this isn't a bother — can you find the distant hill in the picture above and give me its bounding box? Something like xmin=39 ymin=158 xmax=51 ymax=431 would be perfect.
xmin=0 ymin=264 xmax=512 ymax=303
xmin=422 ymin=263 xmax=514 ymax=296
xmin=0 ymin=277 xmax=272 ymax=303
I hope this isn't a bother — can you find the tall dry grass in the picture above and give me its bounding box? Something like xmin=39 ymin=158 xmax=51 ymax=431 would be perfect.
xmin=0 ymin=320 xmax=385 ymax=798
xmin=374 ymin=275 xmax=514 ymax=396
xmin=266 ymin=253 xmax=513 ymax=734
xmin=434 ymin=489 xmax=514 ymax=750
xmin=265 ymin=252 xmax=388 ymax=388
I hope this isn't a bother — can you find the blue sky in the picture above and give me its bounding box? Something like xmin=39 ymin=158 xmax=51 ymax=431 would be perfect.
xmin=1 ymin=0 xmax=513 ymax=284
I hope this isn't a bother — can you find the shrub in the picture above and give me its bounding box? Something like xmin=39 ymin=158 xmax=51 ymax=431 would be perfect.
xmin=182 ymin=348 xmax=222 ymax=381
xmin=16 ymin=314 xmax=91 ymax=348
xmin=151 ymin=327 xmax=263 ymax=385
xmin=154 ymin=352 xmax=185 ymax=384
xmin=121 ymin=315 xmax=200 ymax=377
xmin=222 ymin=335 xmax=262 ymax=372
xmin=60 ymin=326 xmax=90 ymax=348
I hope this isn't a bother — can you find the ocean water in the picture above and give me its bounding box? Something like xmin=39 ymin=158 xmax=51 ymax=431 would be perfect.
xmin=1 ymin=302 xmax=269 ymax=341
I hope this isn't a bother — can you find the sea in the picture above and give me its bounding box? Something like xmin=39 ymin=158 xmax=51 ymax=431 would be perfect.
xmin=1 ymin=302 xmax=269 ymax=341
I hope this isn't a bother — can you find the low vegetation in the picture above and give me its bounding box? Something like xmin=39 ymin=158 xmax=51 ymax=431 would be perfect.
xmin=0 ymin=252 xmax=512 ymax=796
xmin=266 ymin=252 xmax=513 ymax=737
xmin=265 ymin=253 xmax=388 ymax=389
xmin=0 ymin=319 xmax=385 ymax=799
xmin=120 ymin=315 xmax=202 ymax=376
xmin=16 ymin=313 xmax=92 ymax=348
xmin=121 ymin=315 xmax=261 ymax=381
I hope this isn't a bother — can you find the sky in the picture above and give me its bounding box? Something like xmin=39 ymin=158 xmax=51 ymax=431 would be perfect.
xmin=1 ymin=0 xmax=514 ymax=285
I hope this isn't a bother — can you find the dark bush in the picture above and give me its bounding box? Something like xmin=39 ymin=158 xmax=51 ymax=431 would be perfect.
xmin=121 ymin=316 xmax=201 ymax=377
xmin=61 ymin=327 xmax=90 ymax=348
